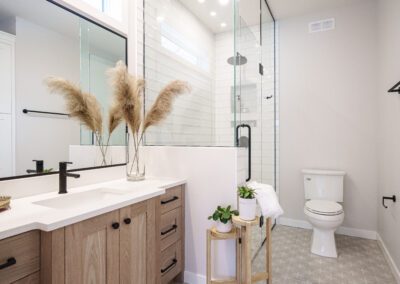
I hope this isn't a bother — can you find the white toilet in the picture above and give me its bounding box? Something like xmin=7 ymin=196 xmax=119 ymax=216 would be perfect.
xmin=303 ymin=169 xmax=345 ymax=258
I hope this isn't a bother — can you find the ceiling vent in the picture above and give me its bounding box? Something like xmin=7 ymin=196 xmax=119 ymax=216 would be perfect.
xmin=309 ymin=18 xmax=335 ymax=33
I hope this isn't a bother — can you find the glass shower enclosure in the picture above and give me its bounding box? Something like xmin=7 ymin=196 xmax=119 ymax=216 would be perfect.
xmin=139 ymin=0 xmax=276 ymax=276
xmin=234 ymin=0 xmax=276 ymax=274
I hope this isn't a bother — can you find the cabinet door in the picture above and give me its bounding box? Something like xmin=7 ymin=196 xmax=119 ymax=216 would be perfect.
xmin=65 ymin=211 xmax=120 ymax=284
xmin=120 ymin=200 xmax=158 ymax=284
xmin=0 ymin=113 xmax=13 ymax=177
xmin=0 ymin=35 xmax=14 ymax=114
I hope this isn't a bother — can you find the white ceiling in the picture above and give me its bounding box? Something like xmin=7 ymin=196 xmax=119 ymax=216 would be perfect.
xmin=179 ymin=0 xmax=262 ymax=34
xmin=267 ymin=0 xmax=366 ymax=20
xmin=178 ymin=0 xmax=234 ymax=33
xmin=178 ymin=0 xmax=368 ymax=34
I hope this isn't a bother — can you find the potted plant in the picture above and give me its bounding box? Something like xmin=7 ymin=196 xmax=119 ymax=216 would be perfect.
xmin=208 ymin=205 xmax=239 ymax=233
xmin=238 ymin=186 xmax=257 ymax=221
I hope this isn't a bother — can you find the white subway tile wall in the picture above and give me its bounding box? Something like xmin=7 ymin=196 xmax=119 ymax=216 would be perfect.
xmin=138 ymin=0 xmax=216 ymax=146
xmin=138 ymin=0 xmax=278 ymax=190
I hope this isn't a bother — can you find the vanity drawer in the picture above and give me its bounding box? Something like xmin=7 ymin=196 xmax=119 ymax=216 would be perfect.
xmin=160 ymin=207 xmax=182 ymax=251
xmin=160 ymin=186 xmax=182 ymax=214
xmin=12 ymin=271 xmax=40 ymax=284
xmin=161 ymin=241 xmax=182 ymax=284
xmin=0 ymin=231 xmax=40 ymax=284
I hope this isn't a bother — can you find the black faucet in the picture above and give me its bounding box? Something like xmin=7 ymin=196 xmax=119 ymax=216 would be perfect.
xmin=59 ymin=162 xmax=80 ymax=194
xmin=27 ymin=160 xmax=44 ymax=174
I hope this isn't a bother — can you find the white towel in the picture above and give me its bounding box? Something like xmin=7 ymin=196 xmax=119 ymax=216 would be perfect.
xmin=247 ymin=181 xmax=284 ymax=219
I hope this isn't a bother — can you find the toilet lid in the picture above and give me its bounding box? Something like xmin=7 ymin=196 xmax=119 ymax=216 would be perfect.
xmin=305 ymin=200 xmax=343 ymax=216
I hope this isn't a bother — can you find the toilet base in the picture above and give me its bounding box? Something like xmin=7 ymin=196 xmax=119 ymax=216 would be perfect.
xmin=311 ymin=228 xmax=337 ymax=258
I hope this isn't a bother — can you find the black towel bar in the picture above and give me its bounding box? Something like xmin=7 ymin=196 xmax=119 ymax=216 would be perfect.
xmin=22 ymin=109 xmax=69 ymax=117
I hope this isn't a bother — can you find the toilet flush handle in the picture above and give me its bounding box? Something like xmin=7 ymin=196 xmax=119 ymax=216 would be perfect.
xmin=382 ymin=195 xmax=396 ymax=209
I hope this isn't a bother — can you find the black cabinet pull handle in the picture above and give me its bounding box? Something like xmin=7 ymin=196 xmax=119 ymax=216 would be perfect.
xmin=124 ymin=218 xmax=131 ymax=225
xmin=161 ymin=224 xmax=177 ymax=236
xmin=161 ymin=196 xmax=178 ymax=205
xmin=111 ymin=222 xmax=120 ymax=230
xmin=0 ymin=257 xmax=16 ymax=270
xmin=161 ymin=258 xmax=177 ymax=274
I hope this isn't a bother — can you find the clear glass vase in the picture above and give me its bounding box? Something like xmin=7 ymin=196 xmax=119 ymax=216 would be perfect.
xmin=126 ymin=132 xmax=145 ymax=181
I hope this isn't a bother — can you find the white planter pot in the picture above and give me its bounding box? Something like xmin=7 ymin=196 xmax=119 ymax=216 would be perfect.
xmin=216 ymin=220 xmax=232 ymax=233
xmin=239 ymin=197 xmax=257 ymax=221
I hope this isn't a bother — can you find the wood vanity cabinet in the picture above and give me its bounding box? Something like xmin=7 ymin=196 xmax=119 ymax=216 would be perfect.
xmin=41 ymin=198 xmax=159 ymax=284
xmin=0 ymin=185 xmax=185 ymax=284
xmin=158 ymin=185 xmax=185 ymax=284
xmin=0 ymin=231 xmax=40 ymax=284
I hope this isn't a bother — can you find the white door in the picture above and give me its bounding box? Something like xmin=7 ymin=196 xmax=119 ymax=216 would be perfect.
xmin=0 ymin=32 xmax=14 ymax=114
xmin=0 ymin=114 xmax=13 ymax=177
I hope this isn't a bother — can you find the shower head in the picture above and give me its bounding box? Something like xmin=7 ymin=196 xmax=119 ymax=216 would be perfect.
xmin=227 ymin=53 xmax=247 ymax=65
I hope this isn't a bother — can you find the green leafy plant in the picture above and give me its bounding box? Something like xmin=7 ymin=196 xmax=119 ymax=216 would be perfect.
xmin=208 ymin=205 xmax=239 ymax=224
xmin=237 ymin=186 xmax=256 ymax=199
xmin=43 ymin=168 xmax=53 ymax=173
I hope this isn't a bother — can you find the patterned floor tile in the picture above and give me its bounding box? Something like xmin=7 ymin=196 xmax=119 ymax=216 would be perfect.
xmin=252 ymin=225 xmax=396 ymax=284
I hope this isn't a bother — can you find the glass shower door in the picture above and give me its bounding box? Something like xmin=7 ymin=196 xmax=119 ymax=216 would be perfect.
xmin=234 ymin=0 xmax=276 ymax=279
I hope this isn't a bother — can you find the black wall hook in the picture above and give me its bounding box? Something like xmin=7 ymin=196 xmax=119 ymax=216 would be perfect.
xmin=382 ymin=195 xmax=396 ymax=208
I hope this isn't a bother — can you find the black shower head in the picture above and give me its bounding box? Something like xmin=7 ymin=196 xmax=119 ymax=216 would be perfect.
xmin=227 ymin=53 xmax=247 ymax=65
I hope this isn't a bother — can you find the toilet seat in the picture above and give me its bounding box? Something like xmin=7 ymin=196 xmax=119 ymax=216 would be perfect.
xmin=305 ymin=200 xmax=343 ymax=216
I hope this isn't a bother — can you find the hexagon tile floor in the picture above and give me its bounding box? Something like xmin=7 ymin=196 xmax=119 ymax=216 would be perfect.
xmin=252 ymin=225 xmax=397 ymax=284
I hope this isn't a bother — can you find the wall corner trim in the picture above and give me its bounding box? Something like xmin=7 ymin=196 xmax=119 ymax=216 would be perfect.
xmin=377 ymin=234 xmax=400 ymax=283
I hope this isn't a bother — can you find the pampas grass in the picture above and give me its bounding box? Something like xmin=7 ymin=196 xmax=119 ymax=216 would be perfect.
xmin=107 ymin=61 xmax=144 ymax=136
xmin=143 ymin=80 xmax=190 ymax=131
xmin=45 ymin=77 xmax=107 ymax=165
xmin=45 ymin=62 xmax=190 ymax=176
xmin=108 ymin=104 xmax=123 ymax=135
xmin=46 ymin=77 xmax=103 ymax=134
xmin=107 ymin=61 xmax=190 ymax=178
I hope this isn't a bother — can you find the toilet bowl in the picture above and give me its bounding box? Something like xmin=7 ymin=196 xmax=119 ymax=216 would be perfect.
xmin=304 ymin=199 xmax=344 ymax=258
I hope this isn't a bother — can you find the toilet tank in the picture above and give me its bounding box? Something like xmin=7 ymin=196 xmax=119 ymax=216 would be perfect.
xmin=302 ymin=169 xmax=346 ymax=202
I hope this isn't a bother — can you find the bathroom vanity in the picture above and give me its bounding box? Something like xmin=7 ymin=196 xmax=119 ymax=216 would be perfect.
xmin=0 ymin=179 xmax=185 ymax=284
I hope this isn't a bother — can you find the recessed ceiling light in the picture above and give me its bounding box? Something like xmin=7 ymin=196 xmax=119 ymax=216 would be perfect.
xmin=220 ymin=22 xmax=227 ymax=27
xmin=219 ymin=0 xmax=229 ymax=5
xmin=210 ymin=11 xmax=217 ymax=17
xmin=198 ymin=0 xmax=205 ymax=3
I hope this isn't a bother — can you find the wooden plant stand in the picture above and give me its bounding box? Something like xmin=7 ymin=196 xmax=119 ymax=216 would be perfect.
xmin=232 ymin=216 xmax=272 ymax=284
xmin=207 ymin=227 xmax=240 ymax=284
xmin=206 ymin=217 xmax=272 ymax=284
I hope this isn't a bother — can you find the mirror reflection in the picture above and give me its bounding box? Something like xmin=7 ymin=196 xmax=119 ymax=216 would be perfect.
xmin=0 ymin=0 xmax=127 ymax=179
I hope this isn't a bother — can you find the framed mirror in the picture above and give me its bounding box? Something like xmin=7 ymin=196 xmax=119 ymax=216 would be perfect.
xmin=0 ymin=0 xmax=127 ymax=180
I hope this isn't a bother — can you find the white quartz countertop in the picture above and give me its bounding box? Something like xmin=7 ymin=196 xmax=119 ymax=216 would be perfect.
xmin=0 ymin=177 xmax=185 ymax=240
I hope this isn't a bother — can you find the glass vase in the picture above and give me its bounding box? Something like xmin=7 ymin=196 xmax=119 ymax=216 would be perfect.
xmin=126 ymin=132 xmax=145 ymax=181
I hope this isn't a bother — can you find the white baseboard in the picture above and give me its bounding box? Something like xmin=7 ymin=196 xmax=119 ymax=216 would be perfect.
xmin=377 ymin=234 xmax=400 ymax=283
xmin=184 ymin=271 xmax=206 ymax=284
xmin=277 ymin=217 xmax=377 ymax=240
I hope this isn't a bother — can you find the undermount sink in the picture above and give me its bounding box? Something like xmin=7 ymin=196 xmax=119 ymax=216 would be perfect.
xmin=33 ymin=188 xmax=128 ymax=210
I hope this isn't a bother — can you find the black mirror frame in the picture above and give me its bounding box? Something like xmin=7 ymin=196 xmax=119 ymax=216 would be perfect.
xmin=0 ymin=0 xmax=128 ymax=182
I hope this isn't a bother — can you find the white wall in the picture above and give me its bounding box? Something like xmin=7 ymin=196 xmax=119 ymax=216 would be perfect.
xmin=279 ymin=0 xmax=379 ymax=231
xmin=377 ymin=0 xmax=400 ymax=278
xmin=145 ymin=146 xmax=245 ymax=283
xmin=15 ymin=17 xmax=80 ymax=174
